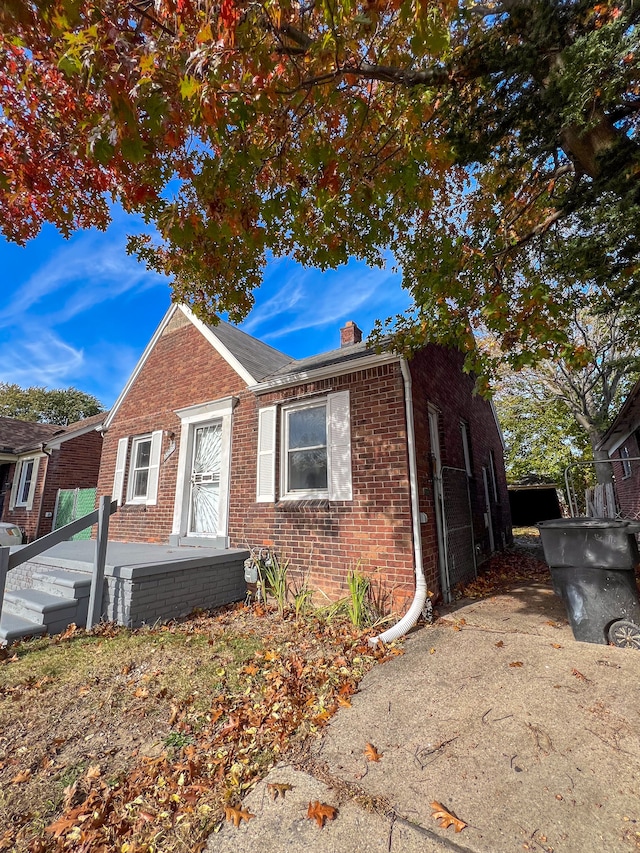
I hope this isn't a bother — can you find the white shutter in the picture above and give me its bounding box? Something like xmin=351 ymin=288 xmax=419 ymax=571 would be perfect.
xmin=328 ymin=391 xmax=352 ymax=501
xmin=8 ymin=461 xmax=19 ymax=510
xmin=146 ymin=430 xmax=163 ymax=506
xmin=26 ymin=457 xmax=40 ymax=510
xmin=113 ymin=436 xmax=129 ymax=506
xmin=256 ymin=407 xmax=276 ymax=502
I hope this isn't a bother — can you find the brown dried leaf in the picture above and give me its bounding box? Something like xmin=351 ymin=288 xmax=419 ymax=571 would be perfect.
xmin=267 ymin=782 xmax=293 ymax=800
xmin=572 ymin=668 xmax=590 ymax=682
xmin=307 ymin=800 xmax=337 ymax=828
xmin=11 ymin=769 xmax=31 ymax=784
xmin=86 ymin=764 xmax=101 ymax=781
xmin=224 ymin=805 xmax=255 ymax=827
xmin=430 ymin=801 xmax=467 ymax=832
xmin=364 ymin=742 xmax=383 ymax=762
xmin=495 ymin=640 xmax=504 ymax=648
xmin=509 ymin=661 xmax=524 ymax=668
xmin=551 ymin=643 xmax=563 ymax=649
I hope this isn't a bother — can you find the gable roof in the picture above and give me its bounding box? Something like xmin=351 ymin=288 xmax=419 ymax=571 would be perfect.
xmin=103 ymin=304 xmax=293 ymax=430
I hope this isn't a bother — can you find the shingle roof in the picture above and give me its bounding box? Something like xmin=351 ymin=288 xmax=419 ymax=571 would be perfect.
xmin=0 ymin=417 xmax=64 ymax=454
xmin=266 ymin=339 xmax=375 ymax=379
xmin=0 ymin=412 xmax=107 ymax=455
xmin=208 ymin=320 xmax=293 ymax=382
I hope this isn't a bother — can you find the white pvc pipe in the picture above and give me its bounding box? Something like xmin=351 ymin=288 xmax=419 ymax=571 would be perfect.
xmin=370 ymin=358 xmax=427 ymax=645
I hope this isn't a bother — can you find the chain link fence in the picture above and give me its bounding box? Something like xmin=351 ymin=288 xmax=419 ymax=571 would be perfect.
xmin=53 ymin=488 xmax=97 ymax=540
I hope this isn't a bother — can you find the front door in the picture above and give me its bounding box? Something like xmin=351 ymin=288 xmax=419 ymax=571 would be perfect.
xmin=188 ymin=422 xmax=222 ymax=536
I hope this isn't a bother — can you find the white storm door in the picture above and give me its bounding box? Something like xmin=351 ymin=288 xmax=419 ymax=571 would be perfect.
xmin=188 ymin=422 xmax=222 ymax=536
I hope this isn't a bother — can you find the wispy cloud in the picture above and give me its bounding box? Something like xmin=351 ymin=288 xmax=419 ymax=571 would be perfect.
xmin=242 ymin=257 xmax=407 ymax=344
xmin=0 ymin=210 xmax=170 ymax=405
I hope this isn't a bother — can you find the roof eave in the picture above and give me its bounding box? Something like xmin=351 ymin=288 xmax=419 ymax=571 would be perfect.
xmin=251 ymin=351 xmax=400 ymax=394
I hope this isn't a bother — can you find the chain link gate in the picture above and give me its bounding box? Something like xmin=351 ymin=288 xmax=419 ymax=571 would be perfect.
xmin=53 ymin=488 xmax=98 ymax=540
xmin=440 ymin=466 xmax=477 ymax=601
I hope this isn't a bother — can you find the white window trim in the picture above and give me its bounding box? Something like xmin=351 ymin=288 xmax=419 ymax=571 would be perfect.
xmin=11 ymin=456 xmax=41 ymax=510
xmin=126 ymin=434 xmax=153 ymax=504
xmin=460 ymin=421 xmax=472 ymax=477
xmin=171 ymin=397 xmax=235 ymax=541
xmin=280 ymin=399 xmax=330 ymax=501
xmin=276 ymin=391 xmax=352 ymax=502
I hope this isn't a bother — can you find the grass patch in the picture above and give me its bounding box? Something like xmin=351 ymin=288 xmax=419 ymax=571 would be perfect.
xmin=0 ymin=605 xmax=399 ymax=852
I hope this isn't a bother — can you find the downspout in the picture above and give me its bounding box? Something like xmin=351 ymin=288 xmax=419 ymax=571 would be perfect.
xmin=34 ymin=443 xmax=51 ymax=540
xmin=370 ymin=358 xmax=427 ymax=645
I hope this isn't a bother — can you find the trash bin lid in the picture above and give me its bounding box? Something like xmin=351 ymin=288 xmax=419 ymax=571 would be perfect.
xmin=537 ymin=517 xmax=640 ymax=532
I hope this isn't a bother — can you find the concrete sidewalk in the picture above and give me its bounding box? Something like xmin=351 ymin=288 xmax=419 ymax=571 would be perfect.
xmin=208 ymin=582 xmax=640 ymax=852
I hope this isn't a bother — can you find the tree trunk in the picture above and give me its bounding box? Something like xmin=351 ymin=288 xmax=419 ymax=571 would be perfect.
xmin=589 ymin=434 xmax=614 ymax=486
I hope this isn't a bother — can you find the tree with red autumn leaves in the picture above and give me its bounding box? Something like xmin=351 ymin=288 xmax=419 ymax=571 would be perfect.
xmin=0 ymin=1 xmax=638 ymax=379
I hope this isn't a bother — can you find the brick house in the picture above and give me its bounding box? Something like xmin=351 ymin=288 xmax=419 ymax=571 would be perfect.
xmin=597 ymin=377 xmax=640 ymax=519
xmin=97 ymin=304 xmax=510 ymax=609
xmin=0 ymin=412 xmax=106 ymax=541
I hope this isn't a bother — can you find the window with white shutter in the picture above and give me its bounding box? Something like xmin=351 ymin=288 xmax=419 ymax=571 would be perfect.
xmin=278 ymin=391 xmax=352 ymax=501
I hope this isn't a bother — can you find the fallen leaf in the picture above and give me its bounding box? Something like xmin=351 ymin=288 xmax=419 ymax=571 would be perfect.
xmin=267 ymin=782 xmax=293 ymax=800
xmin=430 ymin=801 xmax=467 ymax=832
xmin=224 ymin=805 xmax=255 ymax=827
xmin=429 ymin=647 xmax=436 ymax=655
xmin=509 ymin=661 xmax=524 ymax=668
xmin=551 ymin=643 xmax=563 ymax=649
xmin=86 ymin=764 xmax=101 ymax=781
xmin=337 ymin=696 xmax=352 ymax=708
xmin=364 ymin=743 xmax=383 ymax=762
xmin=307 ymin=801 xmax=337 ymax=828
xmin=11 ymin=769 xmax=31 ymax=784
xmin=572 ymin=668 xmax=589 ymax=682
xmin=169 ymin=704 xmax=180 ymax=725
xmin=495 ymin=640 xmax=504 ymax=648
xmin=134 ymin=687 xmax=149 ymax=699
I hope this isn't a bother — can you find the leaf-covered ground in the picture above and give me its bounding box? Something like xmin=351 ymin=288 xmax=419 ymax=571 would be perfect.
xmin=0 ymin=606 xmax=397 ymax=852
xmin=456 ymin=531 xmax=551 ymax=600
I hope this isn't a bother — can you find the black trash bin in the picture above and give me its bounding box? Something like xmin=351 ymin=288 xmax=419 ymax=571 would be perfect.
xmin=537 ymin=518 xmax=640 ymax=645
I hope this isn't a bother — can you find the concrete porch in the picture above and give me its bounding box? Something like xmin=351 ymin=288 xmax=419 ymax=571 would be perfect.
xmin=1 ymin=541 xmax=248 ymax=643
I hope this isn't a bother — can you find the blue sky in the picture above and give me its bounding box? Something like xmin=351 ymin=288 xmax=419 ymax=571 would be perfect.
xmin=0 ymin=206 xmax=410 ymax=409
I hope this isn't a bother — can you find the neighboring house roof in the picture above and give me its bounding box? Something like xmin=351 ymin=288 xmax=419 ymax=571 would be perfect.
xmin=598 ymin=376 xmax=640 ymax=453
xmin=0 ymin=412 xmax=107 ymax=456
xmin=0 ymin=418 xmax=64 ymax=455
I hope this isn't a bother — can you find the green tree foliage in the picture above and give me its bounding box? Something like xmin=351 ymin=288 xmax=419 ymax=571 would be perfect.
xmin=494 ymin=303 xmax=640 ymax=485
xmin=0 ymin=1 xmax=638 ymax=375
xmin=0 ymin=384 xmax=104 ymax=425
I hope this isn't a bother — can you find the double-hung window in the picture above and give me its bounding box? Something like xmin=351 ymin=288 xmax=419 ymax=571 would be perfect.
xmin=256 ymin=391 xmax=352 ymax=503
xmin=284 ymin=403 xmax=328 ymax=496
xmin=128 ymin=435 xmax=153 ymax=502
xmin=9 ymin=456 xmax=40 ymax=511
xmin=113 ymin=431 xmax=163 ymax=506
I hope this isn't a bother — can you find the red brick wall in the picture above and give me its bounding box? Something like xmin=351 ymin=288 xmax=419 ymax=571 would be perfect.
xmin=1 ymin=429 xmax=103 ymax=541
xmin=410 ymin=346 xmax=511 ymax=577
xmin=232 ymin=363 xmax=417 ymax=604
xmin=610 ymin=430 xmax=640 ymax=518
xmin=98 ymin=314 xmax=510 ymax=604
xmin=96 ymin=313 xmax=248 ymax=542
xmin=36 ymin=430 xmax=104 ymax=538
xmin=2 ymin=457 xmax=48 ymax=542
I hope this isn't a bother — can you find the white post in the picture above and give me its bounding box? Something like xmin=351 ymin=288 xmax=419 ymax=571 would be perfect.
xmin=87 ymin=496 xmax=111 ymax=629
xmin=0 ymin=546 xmax=9 ymax=628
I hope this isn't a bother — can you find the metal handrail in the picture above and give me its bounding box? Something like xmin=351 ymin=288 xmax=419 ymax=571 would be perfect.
xmin=0 ymin=496 xmax=117 ymax=635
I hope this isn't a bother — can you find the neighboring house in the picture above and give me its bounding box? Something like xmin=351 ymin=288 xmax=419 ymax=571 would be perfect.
xmin=96 ymin=305 xmax=511 ymax=604
xmin=597 ymin=377 xmax=640 ymax=519
xmin=0 ymin=412 xmax=106 ymax=541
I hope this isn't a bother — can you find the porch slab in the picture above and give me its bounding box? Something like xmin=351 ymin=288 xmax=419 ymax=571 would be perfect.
xmin=10 ymin=541 xmax=248 ymax=629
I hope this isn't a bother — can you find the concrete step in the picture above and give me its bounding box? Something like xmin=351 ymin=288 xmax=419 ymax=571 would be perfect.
xmin=0 ymin=611 xmax=47 ymax=644
xmin=3 ymin=589 xmax=81 ymax=634
xmin=32 ymin=568 xmax=92 ymax=600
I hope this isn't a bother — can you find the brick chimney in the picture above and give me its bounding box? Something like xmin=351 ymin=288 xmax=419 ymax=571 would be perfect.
xmin=340 ymin=320 xmax=363 ymax=347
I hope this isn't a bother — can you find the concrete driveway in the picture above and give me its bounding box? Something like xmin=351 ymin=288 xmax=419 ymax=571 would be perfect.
xmin=208 ymin=581 xmax=640 ymax=852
